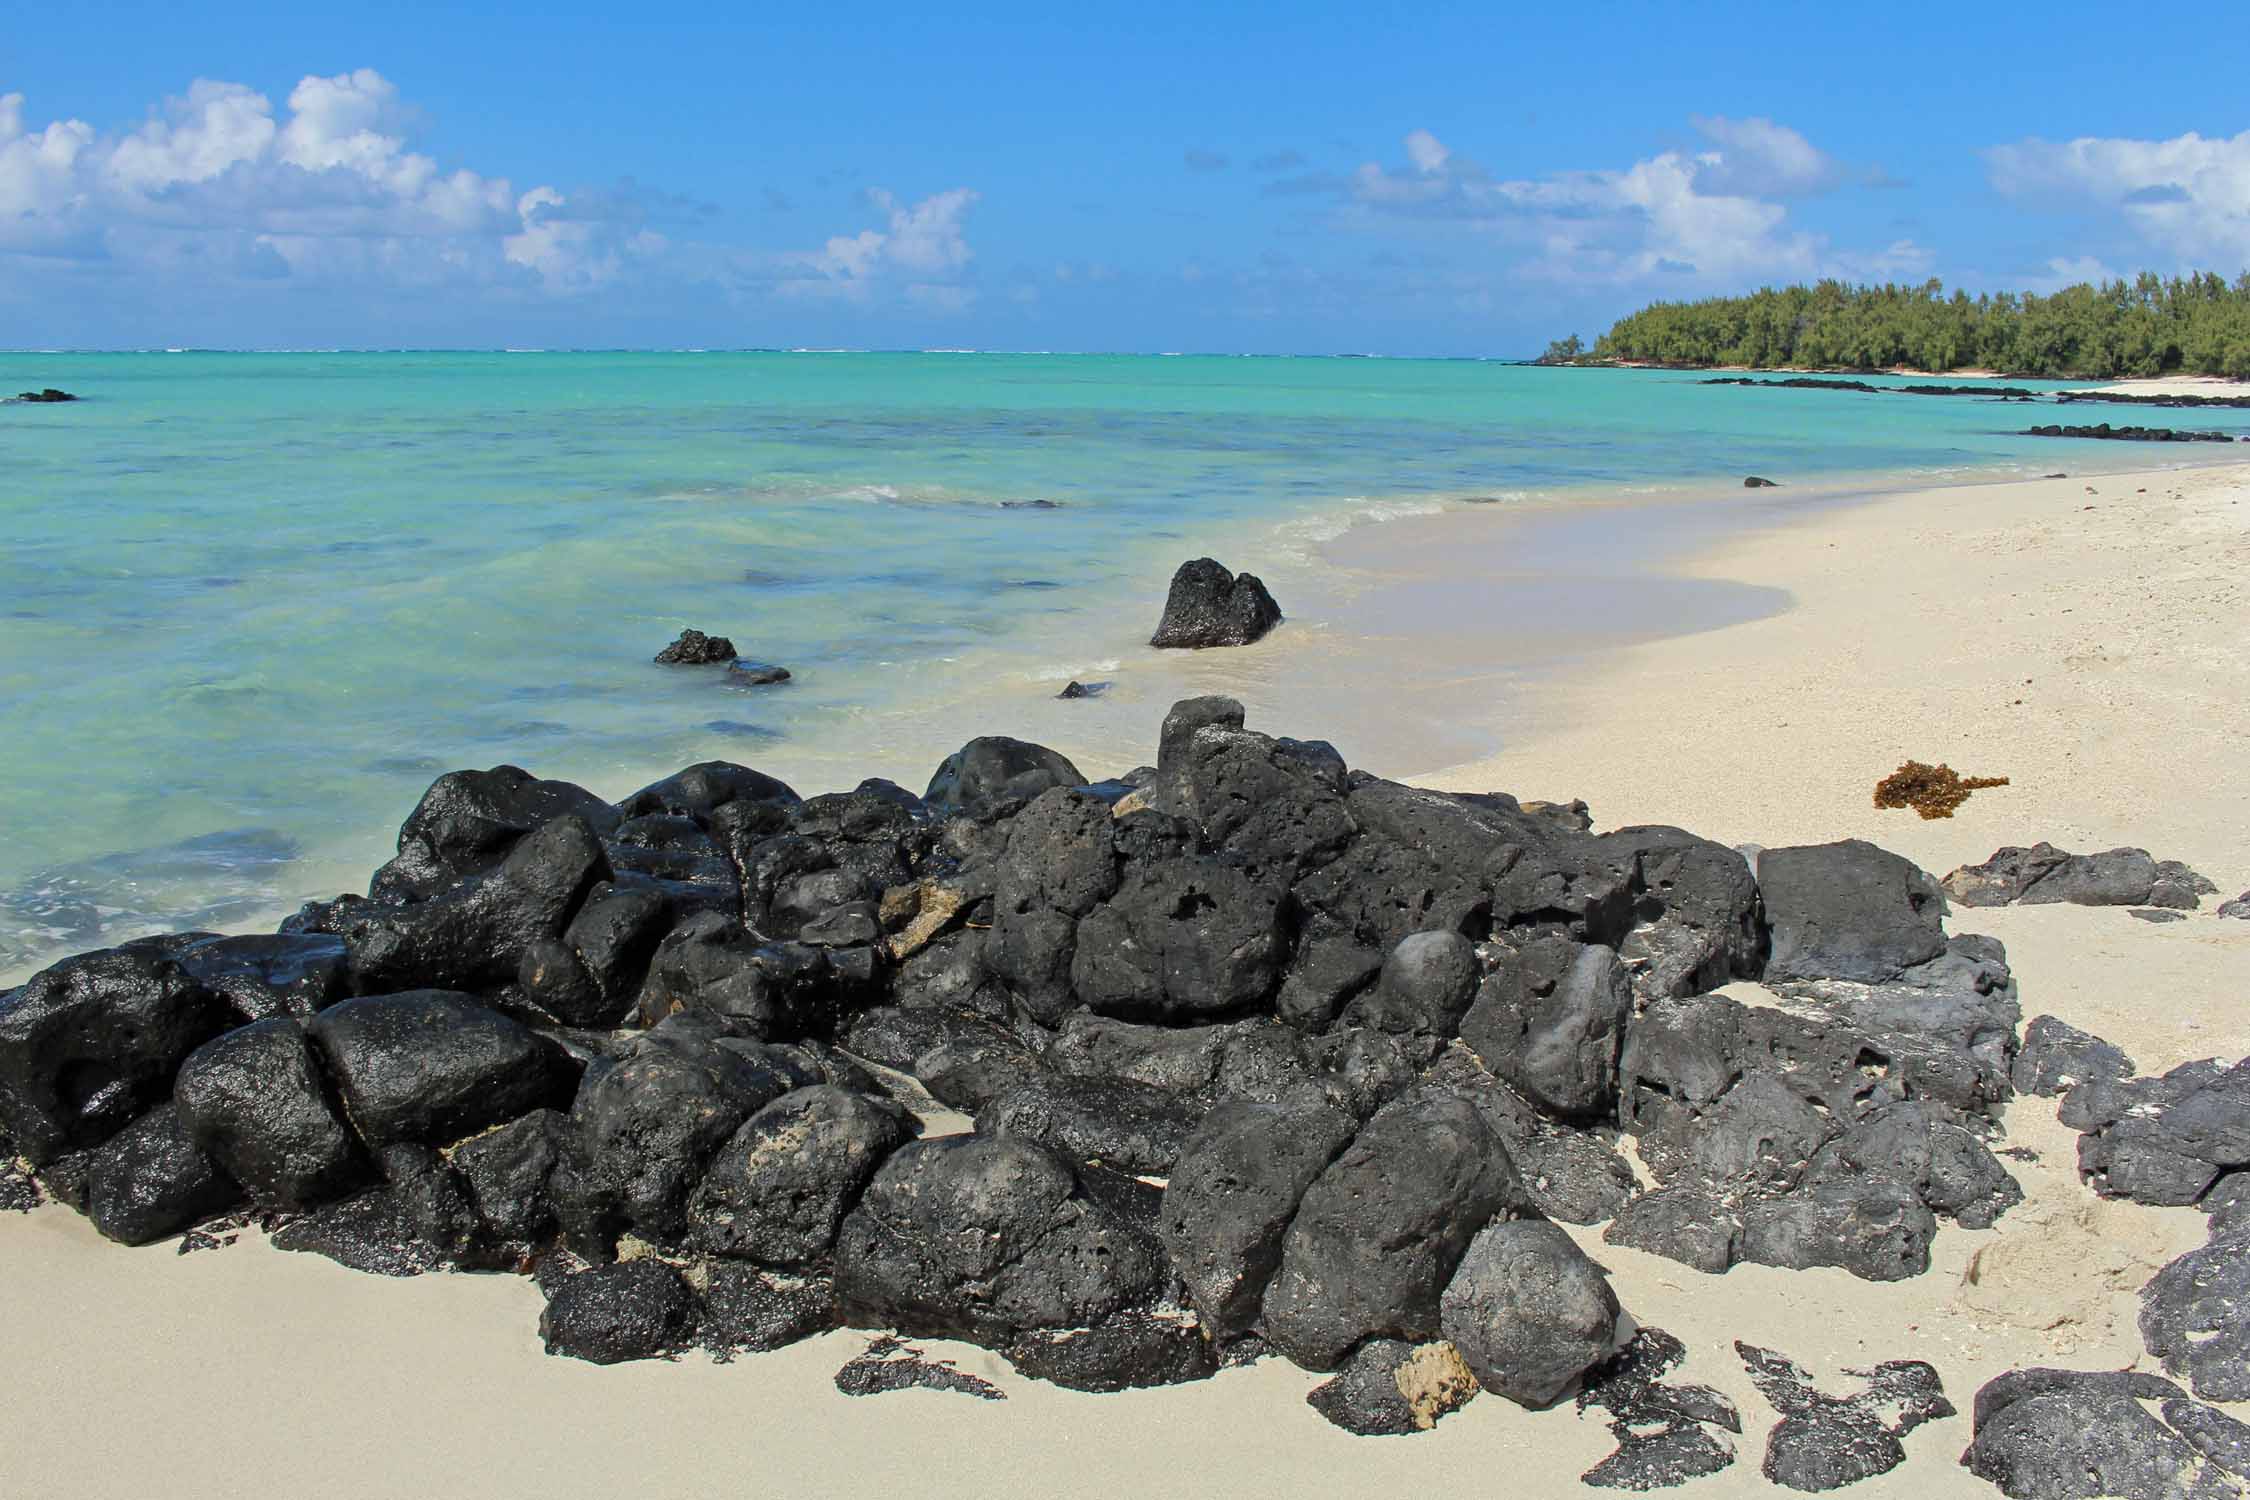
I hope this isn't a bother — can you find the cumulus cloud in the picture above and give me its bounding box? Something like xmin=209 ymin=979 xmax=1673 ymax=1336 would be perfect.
xmin=1687 ymin=115 xmax=1839 ymax=197
xmin=1985 ymin=130 xmax=2250 ymax=265
xmin=1329 ymin=122 xmax=1917 ymax=287
xmin=786 ymin=186 xmax=979 ymax=303
xmin=0 ymin=71 xmax=663 ymax=292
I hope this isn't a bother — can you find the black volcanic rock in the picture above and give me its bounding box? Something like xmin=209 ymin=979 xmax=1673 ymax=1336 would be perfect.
xmin=1159 ymin=1098 xmax=1358 ymax=1341
xmin=541 ymin=1260 xmax=698 ymax=1363
xmin=1260 ymin=1085 xmax=1527 ymax=1370
xmin=370 ymin=765 xmax=619 ymax=902
xmin=82 ymin=1102 xmax=242 ymax=1246
xmin=1961 ymin=1367 xmax=2249 ymax=1499
xmin=832 ymin=1132 xmax=1165 ymax=1343
xmin=1149 ymin=558 xmax=1283 ymax=648
xmin=654 ymin=628 xmax=738 ymax=664
xmin=1944 ymin=842 xmax=2215 ymax=910
xmin=307 ymin=990 xmax=578 ymax=1149
xmin=173 ymin=1018 xmax=367 ymax=1209
xmin=923 ymin=736 xmax=1085 ymax=820
xmin=0 ymin=942 xmax=234 ymax=1164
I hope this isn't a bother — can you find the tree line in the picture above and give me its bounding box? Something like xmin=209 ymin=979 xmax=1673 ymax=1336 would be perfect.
xmin=1549 ymin=272 xmax=2250 ymax=379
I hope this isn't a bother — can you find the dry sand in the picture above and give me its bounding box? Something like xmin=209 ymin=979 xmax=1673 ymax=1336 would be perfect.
xmin=2090 ymin=376 xmax=2250 ymax=398
xmin=5 ymin=462 xmax=2248 ymax=1498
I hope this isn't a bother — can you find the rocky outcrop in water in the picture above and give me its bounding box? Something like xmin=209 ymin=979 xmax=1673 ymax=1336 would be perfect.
xmin=0 ymin=696 xmax=2083 ymax=1479
xmin=654 ymin=629 xmax=739 ymax=664
xmin=7 ymin=388 xmax=77 ymax=403
xmin=1149 ymin=559 xmax=1283 ymax=648
xmin=2023 ymin=422 xmax=2239 ymax=442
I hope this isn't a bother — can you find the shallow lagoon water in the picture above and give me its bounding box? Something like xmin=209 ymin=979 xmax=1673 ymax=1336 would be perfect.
xmin=3 ymin=352 xmax=2241 ymax=977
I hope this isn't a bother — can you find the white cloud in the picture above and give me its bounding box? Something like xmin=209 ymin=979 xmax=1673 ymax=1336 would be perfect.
xmin=1986 ymin=130 xmax=2250 ymax=265
xmin=1687 ymin=115 xmax=1838 ymax=197
xmin=1404 ymin=128 xmax=1450 ymax=176
xmin=0 ymin=72 xmax=655 ymax=291
xmin=1334 ymin=124 xmax=1912 ymax=288
xmin=785 ymin=186 xmax=979 ymax=304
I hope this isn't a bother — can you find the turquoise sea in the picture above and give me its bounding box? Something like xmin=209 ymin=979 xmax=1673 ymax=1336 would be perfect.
xmin=5 ymin=351 xmax=2244 ymax=979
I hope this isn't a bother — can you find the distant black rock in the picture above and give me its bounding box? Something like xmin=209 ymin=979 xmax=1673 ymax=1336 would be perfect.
xmin=1057 ymin=680 xmax=1108 ymax=700
xmin=655 ymin=629 xmax=737 ymax=665
xmin=2023 ymin=423 xmax=2237 ymax=443
xmin=8 ymin=388 xmax=76 ymax=403
xmin=1150 ymin=558 xmax=1283 ymax=649
xmin=1744 ymin=476 xmax=1780 ymax=488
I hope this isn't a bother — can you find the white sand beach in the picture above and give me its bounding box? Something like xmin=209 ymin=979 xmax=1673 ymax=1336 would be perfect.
xmin=4 ymin=460 xmax=2246 ymax=1499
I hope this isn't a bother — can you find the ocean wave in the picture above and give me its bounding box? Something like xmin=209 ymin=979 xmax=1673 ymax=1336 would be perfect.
xmin=1273 ymin=494 xmax=1455 ymax=547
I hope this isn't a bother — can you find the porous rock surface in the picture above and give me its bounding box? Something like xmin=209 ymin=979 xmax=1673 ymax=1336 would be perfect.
xmin=0 ymin=695 xmax=2121 ymax=1489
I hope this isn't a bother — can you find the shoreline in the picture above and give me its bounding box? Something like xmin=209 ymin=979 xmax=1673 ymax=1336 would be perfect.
xmin=4 ymin=459 xmax=2248 ymax=1496
xmin=9 ymin=446 xmax=2241 ymax=989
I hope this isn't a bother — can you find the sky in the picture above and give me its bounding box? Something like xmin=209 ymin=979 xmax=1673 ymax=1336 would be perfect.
xmin=5 ymin=1 xmax=2248 ymax=354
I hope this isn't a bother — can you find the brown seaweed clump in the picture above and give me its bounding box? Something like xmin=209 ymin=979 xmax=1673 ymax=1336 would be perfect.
xmin=1873 ymin=761 xmax=2010 ymax=820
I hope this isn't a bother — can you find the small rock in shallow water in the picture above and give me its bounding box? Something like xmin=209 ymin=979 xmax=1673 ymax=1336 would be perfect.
xmin=9 ymin=388 xmax=76 ymax=402
xmin=1056 ymin=680 xmax=1108 ymax=700
xmin=727 ymin=661 xmax=791 ymax=685
xmin=1149 ymin=557 xmax=1283 ymax=649
xmin=654 ymin=629 xmax=737 ymax=665
xmin=1744 ymin=475 xmax=1780 ymax=487
xmin=834 ymin=1336 xmax=1005 ymax=1400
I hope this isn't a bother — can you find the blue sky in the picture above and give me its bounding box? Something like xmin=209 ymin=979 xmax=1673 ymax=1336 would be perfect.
xmin=5 ymin=1 xmax=2247 ymax=353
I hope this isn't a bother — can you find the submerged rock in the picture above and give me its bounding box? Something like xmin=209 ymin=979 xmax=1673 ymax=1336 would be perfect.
xmin=1148 ymin=558 xmax=1283 ymax=649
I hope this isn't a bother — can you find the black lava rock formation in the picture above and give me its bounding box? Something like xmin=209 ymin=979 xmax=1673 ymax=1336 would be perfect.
xmin=0 ymin=694 xmax=2082 ymax=1478
xmin=1149 ymin=558 xmax=1284 ymax=648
